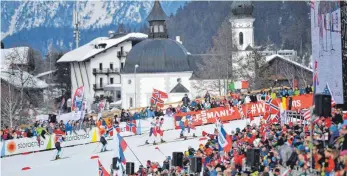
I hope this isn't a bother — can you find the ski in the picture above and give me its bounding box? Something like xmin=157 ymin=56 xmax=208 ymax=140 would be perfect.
xmin=137 ymin=136 xmax=198 ymax=147
xmin=50 ymin=156 xmax=70 ymax=161
xmin=97 ymin=150 xmax=113 ymax=154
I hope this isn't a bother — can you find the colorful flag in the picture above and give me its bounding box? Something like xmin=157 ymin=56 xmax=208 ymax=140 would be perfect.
xmin=72 ymin=86 xmax=84 ymax=111
xmin=265 ymin=95 xmax=280 ymax=111
xmin=302 ymin=109 xmax=311 ymax=121
xmin=151 ymin=96 xmax=164 ymax=107
xmin=217 ymin=124 xmax=232 ymax=152
xmin=126 ymin=120 xmax=137 ymax=134
xmin=113 ymin=124 xmax=121 ymax=133
xmin=237 ymin=105 xmax=245 ymax=118
xmin=322 ymin=83 xmax=337 ymax=107
xmin=106 ymin=126 xmax=113 ymax=136
xmin=152 ymin=89 xmax=168 ymax=99
xmin=113 ymin=132 xmax=128 ymax=164
xmin=98 ymin=160 xmax=110 ymax=176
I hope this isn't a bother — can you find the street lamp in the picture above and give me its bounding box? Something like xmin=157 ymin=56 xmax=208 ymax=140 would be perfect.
xmin=134 ymin=64 xmax=140 ymax=135
xmin=134 ymin=64 xmax=139 ymax=108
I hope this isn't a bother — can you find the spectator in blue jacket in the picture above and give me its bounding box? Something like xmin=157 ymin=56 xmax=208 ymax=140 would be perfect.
xmin=65 ymin=121 xmax=73 ymax=135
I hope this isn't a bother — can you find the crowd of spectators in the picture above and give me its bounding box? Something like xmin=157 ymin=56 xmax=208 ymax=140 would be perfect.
xmin=133 ymin=109 xmax=347 ymax=176
xmin=0 ymin=117 xmax=96 ymax=141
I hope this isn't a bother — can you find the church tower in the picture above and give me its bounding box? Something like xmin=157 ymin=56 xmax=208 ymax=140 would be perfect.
xmin=229 ymin=1 xmax=255 ymax=51
xmin=146 ymin=0 xmax=168 ymax=39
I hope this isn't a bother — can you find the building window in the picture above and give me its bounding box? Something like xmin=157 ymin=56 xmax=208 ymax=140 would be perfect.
xmin=239 ymin=32 xmax=244 ymax=45
xmin=100 ymin=78 xmax=103 ymax=87
xmin=159 ymin=25 xmax=164 ymax=32
xmin=154 ymin=25 xmax=159 ymax=33
xmin=128 ymin=79 xmax=131 ymax=84
xmin=116 ymin=91 xmax=121 ymax=99
xmin=150 ymin=26 xmax=153 ymax=33
xmin=99 ymin=63 xmax=103 ymax=70
xmin=121 ymin=63 xmax=124 ymax=69
xmin=129 ymin=97 xmax=133 ymax=107
xmin=110 ymin=63 xmax=113 ymax=70
xmin=110 ymin=78 xmax=114 ymax=84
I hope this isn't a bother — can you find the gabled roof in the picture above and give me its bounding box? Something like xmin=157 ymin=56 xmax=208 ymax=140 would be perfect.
xmin=1 ymin=47 xmax=29 ymax=69
xmin=245 ymin=45 xmax=254 ymax=51
xmin=1 ymin=69 xmax=48 ymax=89
xmin=265 ymin=54 xmax=312 ymax=72
xmin=146 ymin=1 xmax=168 ymax=22
xmin=170 ymin=83 xmax=189 ymax=93
xmin=57 ymin=33 xmax=147 ymax=63
xmin=35 ymin=70 xmax=57 ymax=79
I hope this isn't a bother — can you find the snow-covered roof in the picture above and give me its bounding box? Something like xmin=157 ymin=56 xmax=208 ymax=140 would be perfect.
xmin=1 ymin=69 xmax=49 ymax=89
xmin=35 ymin=70 xmax=57 ymax=78
xmin=57 ymin=33 xmax=147 ymax=63
xmin=0 ymin=47 xmax=29 ymax=69
xmin=266 ymin=54 xmax=313 ymax=72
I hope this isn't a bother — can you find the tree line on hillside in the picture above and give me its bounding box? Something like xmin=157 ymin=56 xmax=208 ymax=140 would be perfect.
xmin=167 ymin=1 xmax=311 ymax=65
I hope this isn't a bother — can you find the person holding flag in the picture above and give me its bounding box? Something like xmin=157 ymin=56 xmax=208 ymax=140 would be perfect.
xmin=113 ymin=129 xmax=128 ymax=176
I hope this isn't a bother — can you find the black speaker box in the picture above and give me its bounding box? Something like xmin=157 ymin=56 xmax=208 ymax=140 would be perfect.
xmin=314 ymin=94 xmax=332 ymax=117
xmin=172 ymin=152 xmax=184 ymax=167
xmin=112 ymin=157 xmax=120 ymax=170
xmin=246 ymin=148 xmax=260 ymax=167
xmin=190 ymin=157 xmax=202 ymax=173
xmin=126 ymin=162 xmax=135 ymax=175
xmin=288 ymin=97 xmax=293 ymax=110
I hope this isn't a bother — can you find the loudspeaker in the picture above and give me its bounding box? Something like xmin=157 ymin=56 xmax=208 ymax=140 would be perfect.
xmin=112 ymin=157 xmax=120 ymax=170
xmin=314 ymin=94 xmax=332 ymax=117
xmin=126 ymin=162 xmax=135 ymax=175
xmin=246 ymin=148 xmax=260 ymax=167
xmin=288 ymin=97 xmax=293 ymax=110
xmin=172 ymin=152 xmax=184 ymax=167
xmin=190 ymin=157 xmax=202 ymax=173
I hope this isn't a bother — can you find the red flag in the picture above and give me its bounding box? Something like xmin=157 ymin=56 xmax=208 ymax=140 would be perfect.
xmin=153 ymin=89 xmax=168 ymax=99
xmin=151 ymin=96 xmax=164 ymax=107
xmin=126 ymin=120 xmax=137 ymax=134
xmin=98 ymin=160 xmax=110 ymax=176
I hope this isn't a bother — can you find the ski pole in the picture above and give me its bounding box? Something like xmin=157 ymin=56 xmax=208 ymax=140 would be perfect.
xmin=92 ymin=143 xmax=101 ymax=153
xmin=155 ymin=147 xmax=165 ymax=156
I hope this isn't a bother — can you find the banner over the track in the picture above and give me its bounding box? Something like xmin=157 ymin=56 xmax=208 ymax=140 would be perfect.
xmin=174 ymin=94 xmax=313 ymax=129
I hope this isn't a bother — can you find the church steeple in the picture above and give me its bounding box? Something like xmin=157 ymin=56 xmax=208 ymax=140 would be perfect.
xmin=146 ymin=0 xmax=168 ymax=39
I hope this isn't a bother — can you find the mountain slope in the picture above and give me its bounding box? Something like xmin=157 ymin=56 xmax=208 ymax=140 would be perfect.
xmin=1 ymin=1 xmax=185 ymax=53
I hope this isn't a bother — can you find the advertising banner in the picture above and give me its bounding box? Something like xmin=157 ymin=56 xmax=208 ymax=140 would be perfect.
xmin=174 ymin=94 xmax=313 ymax=129
xmin=0 ymin=135 xmax=54 ymax=156
xmin=0 ymin=121 xmax=143 ymax=156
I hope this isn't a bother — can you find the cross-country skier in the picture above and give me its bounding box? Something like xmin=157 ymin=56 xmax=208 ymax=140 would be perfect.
xmin=145 ymin=117 xmax=159 ymax=145
xmin=157 ymin=117 xmax=165 ymax=143
xmin=53 ymin=127 xmax=65 ymax=160
xmin=100 ymin=131 xmax=108 ymax=152
xmin=187 ymin=114 xmax=196 ymax=137
xmin=179 ymin=116 xmax=188 ymax=140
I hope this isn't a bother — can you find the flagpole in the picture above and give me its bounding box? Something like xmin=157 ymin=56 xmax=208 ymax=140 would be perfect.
xmin=309 ymin=107 xmax=314 ymax=173
xmin=125 ymin=141 xmax=144 ymax=166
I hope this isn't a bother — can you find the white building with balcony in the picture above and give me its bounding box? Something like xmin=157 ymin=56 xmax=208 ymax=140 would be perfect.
xmin=57 ymin=31 xmax=147 ymax=110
